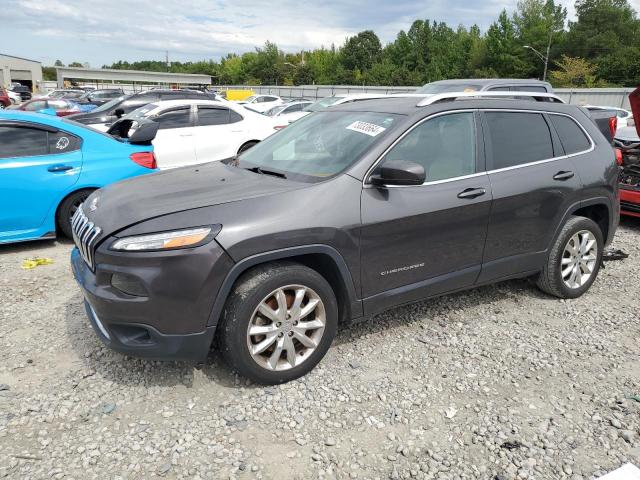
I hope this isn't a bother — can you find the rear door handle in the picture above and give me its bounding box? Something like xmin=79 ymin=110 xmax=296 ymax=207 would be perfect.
xmin=48 ymin=165 xmax=73 ymax=173
xmin=553 ymin=170 xmax=574 ymax=181
xmin=457 ymin=187 xmax=486 ymax=199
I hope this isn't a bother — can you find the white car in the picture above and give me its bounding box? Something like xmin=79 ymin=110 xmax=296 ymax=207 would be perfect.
xmin=584 ymin=105 xmax=633 ymax=128
xmin=7 ymin=90 xmax=21 ymax=105
xmin=237 ymin=94 xmax=283 ymax=113
xmin=264 ymin=101 xmax=313 ymax=124
xmin=122 ymin=99 xmax=281 ymax=169
xmin=281 ymin=93 xmax=392 ymax=123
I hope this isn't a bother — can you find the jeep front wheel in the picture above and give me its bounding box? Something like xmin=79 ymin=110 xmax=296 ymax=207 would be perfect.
xmin=219 ymin=262 xmax=338 ymax=384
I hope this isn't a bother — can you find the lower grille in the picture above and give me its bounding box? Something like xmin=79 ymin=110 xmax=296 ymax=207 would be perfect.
xmin=621 ymin=200 xmax=640 ymax=213
xmin=71 ymin=205 xmax=102 ymax=270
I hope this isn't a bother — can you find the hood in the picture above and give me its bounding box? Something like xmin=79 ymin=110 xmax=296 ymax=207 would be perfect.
xmin=615 ymin=125 xmax=640 ymax=142
xmin=86 ymin=161 xmax=304 ymax=236
xmin=631 ymin=86 xmax=640 ymax=138
xmin=67 ymin=110 xmax=113 ymax=124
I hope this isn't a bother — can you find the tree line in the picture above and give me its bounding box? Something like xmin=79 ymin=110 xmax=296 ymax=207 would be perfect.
xmin=48 ymin=0 xmax=640 ymax=88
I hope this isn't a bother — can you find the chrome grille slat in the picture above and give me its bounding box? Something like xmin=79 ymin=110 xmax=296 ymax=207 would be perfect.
xmin=71 ymin=205 xmax=101 ymax=271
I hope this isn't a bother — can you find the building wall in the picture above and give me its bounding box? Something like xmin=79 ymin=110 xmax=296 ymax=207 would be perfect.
xmin=0 ymin=55 xmax=43 ymax=91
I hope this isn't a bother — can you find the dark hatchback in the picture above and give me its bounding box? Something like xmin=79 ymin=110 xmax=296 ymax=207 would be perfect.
xmin=71 ymin=94 xmax=618 ymax=384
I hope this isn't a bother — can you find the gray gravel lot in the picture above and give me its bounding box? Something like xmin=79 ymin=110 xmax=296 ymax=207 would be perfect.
xmin=1 ymin=217 xmax=639 ymax=480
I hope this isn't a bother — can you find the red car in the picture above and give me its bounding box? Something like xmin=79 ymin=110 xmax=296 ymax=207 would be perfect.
xmin=0 ymin=87 xmax=10 ymax=108
xmin=618 ymin=87 xmax=640 ymax=218
xmin=11 ymin=98 xmax=81 ymax=116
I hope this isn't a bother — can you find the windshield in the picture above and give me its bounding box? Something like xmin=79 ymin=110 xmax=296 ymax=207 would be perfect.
xmin=49 ymin=91 xmax=68 ymax=98
xmin=265 ymin=105 xmax=286 ymax=116
xmin=415 ymin=83 xmax=483 ymax=94
xmin=244 ymin=95 xmax=258 ymax=103
xmin=237 ymin=111 xmax=400 ymax=182
xmin=124 ymin=103 xmax=158 ymax=121
xmin=90 ymin=95 xmax=126 ymax=113
xmin=304 ymin=96 xmax=344 ymax=112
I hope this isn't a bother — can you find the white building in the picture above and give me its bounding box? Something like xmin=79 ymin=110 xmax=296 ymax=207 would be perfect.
xmin=0 ymin=53 xmax=42 ymax=91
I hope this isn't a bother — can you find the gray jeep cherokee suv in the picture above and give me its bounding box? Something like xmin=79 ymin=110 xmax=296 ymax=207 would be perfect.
xmin=71 ymin=94 xmax=619 ymax=384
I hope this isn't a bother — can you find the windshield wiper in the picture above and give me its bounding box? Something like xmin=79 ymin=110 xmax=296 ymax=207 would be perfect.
xmin=245 ymin=166 xmax=287 ymax=179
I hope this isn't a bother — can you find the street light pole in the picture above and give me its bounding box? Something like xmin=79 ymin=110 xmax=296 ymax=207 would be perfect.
xmin=523 ymin=44 xmax=549 ymax=82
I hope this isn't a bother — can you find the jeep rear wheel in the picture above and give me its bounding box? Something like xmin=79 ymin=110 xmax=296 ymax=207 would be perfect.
xmin=536 ymin=216 xmax=603 ymax=299
xmin=219 ymin=262 xmax=338 ymax=384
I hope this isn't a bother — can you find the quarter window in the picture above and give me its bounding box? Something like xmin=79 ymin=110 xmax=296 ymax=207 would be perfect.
xmin=382 ymin=112 xmax=476 ymax=182
xmin=0 ymin=126 xmax=49 ymax=158
xmin=549 ymin=114 xmax=591 ymax=155
xmin=48 ymin=131 xmax=81 ymax=153
xmin=155 ymin=107 xmax=192 ymax=129
xmin=484 ymin=112 xmax=554 ymax=169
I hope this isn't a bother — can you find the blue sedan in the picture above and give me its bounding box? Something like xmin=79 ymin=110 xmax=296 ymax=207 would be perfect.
xmin=0 ymin=110 xmax=158 ymax=244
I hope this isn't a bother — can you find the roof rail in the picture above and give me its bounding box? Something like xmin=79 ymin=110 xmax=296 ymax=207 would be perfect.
xmin=415 ymin=91 xmax=564 ymax=106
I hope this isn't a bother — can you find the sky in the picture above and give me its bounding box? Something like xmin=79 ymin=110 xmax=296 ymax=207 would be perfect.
xmin=2 ymin=0 xmax=639 ymax=67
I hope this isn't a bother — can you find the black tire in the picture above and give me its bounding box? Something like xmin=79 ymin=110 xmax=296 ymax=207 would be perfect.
xmin=536 ymin=215 xmax=604 ymax=299
xmin=219 ymin=261 xmax=338 ymax=384
xmin=237 ymin=141 xmax=258 ymax=154
xmin=56 ymin=189 xmax=94 ymax=239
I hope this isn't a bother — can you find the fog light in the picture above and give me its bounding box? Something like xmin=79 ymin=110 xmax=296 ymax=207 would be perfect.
xmin=111 ymin=273 xmax=148 ymax=297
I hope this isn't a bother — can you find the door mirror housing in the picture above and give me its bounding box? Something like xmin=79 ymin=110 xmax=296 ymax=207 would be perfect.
xmin=370 ymin=160 xmax=426 ymax=186
xmin=114 ymin=108 xmax=125 ymax=118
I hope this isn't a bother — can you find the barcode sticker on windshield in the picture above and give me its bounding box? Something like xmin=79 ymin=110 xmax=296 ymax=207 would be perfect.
xmin=346 ymin=121 xmax=386 ymax=137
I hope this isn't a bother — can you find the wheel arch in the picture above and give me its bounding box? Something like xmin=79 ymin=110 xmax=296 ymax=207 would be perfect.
xmin=54 ymin=186 xmax=99 ymax=233
xmin=237 ymin=139 xmax=260 ymax=154
xmin=207 ymin=245 xmax=363 ymax=329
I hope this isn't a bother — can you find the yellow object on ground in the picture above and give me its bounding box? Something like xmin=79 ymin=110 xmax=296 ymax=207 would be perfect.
xmin=22 ymin=257 xmax=54 ymax=269
xmin=223 ymin=89 xmax=255 ymax=101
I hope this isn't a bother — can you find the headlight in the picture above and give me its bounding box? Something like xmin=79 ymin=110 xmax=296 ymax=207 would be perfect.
xmin=111 ymin=226 xmax=218 ymax=252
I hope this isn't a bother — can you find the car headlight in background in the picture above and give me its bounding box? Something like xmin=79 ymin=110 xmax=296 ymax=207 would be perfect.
xmin=111 ymin=226 xmax=219 ymax=252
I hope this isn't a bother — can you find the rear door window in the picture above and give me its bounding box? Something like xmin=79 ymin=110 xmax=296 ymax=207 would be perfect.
xmin=197 ymin=107 xmax=230 ymax=126
xmin=549 ymin=114 xmax=591 ymax=155
xmin=155 ymin=107 xmax=192 ymax=129
xmin=484 ymin=111 xmax=554 ymax=169
xmin=0 ymin=126 xmax=49 ymax=158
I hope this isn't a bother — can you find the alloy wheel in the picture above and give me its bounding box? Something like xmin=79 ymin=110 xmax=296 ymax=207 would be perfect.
xmin=561 ymin=230 xmax=598 ymax=289
xmin=246 ymin=284 xmax=326 ymax=371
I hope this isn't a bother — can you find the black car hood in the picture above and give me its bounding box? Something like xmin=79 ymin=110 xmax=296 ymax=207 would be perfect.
xmin=67 ymin=111 xmax=112 ymax=124
xmin=86 ymin=161 xmax=304 ymax=236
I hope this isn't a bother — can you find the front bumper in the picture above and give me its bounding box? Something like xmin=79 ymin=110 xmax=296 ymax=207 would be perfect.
xmin=620 ymin=188 xmax=640 ymax=218
xmin=70 ymin=242 xmax=232 ymax=361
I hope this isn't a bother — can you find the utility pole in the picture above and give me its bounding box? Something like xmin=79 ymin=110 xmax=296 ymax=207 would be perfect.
xmin=165 ymin=51 xmax=170 ymax=72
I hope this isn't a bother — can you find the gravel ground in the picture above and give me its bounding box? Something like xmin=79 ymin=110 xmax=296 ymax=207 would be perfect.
xmin=1 ymin=217 xmax=639 ymax=480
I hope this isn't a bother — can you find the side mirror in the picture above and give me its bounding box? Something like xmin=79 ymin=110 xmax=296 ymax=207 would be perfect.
xmin=37 ymin=108 xmax=57 ymax=116
xmin=114 ymin=108 xmax=125 ymax=118
xmin=370 ymin=160 xmax=426 ymax=186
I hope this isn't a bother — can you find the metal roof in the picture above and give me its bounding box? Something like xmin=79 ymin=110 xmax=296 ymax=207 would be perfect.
xmin=0 ymin=53 xmax=42 ymax=64
xmin=55 ymin=67 xmax=211 ymax=85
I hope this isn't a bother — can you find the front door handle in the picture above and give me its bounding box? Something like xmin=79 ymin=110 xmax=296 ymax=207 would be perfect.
xmin=553 ymin=170 xmax=574 ymax=181
xmin=457 ymin=187 xmax=486 ymax=199
xmin=48 ymin=165 xmax=73 ymax=173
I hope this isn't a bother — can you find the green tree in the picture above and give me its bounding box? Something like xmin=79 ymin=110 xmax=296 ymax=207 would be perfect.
xmin=485 ymin=10 xmax=529 ymax=77
xmin=514 ymin=0 xmax=567 ymax=79
xmin=341 ymin=30 xmax=382 ymax=72
xmin=549 ymin=55 xmax=603 ymax=87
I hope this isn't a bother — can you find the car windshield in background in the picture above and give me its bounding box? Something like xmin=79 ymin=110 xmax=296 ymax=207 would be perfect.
xmin=304 ymin=96 xmax=344 ymax=112
xmin=125 ymin=103 xmax=158 ymax=121
xmin=237 ymin=111 xmax=400 ymax=182
xmin=91 ymin=95 xmax=127 ymax=113
xmin=265 ymin=105 xmax=286 ymax=116
xmin=415 ymin=83 xmax=483 ymax=94
xmin=244 ymin=95 xmax=258 ymax=103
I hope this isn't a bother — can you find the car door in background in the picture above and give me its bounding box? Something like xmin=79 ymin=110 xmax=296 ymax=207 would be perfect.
xmin=0 ymin=123 xmax=82 ymax=239
xmin=193 ymin=105 xmax=245 ymax=163
xmin=152 ymin=106 xmax=197 ymax=169
xmin=360 ymin=111 xmax=492 ymax=314
xmin=478 ymin=110 xmax=584 ymax=282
